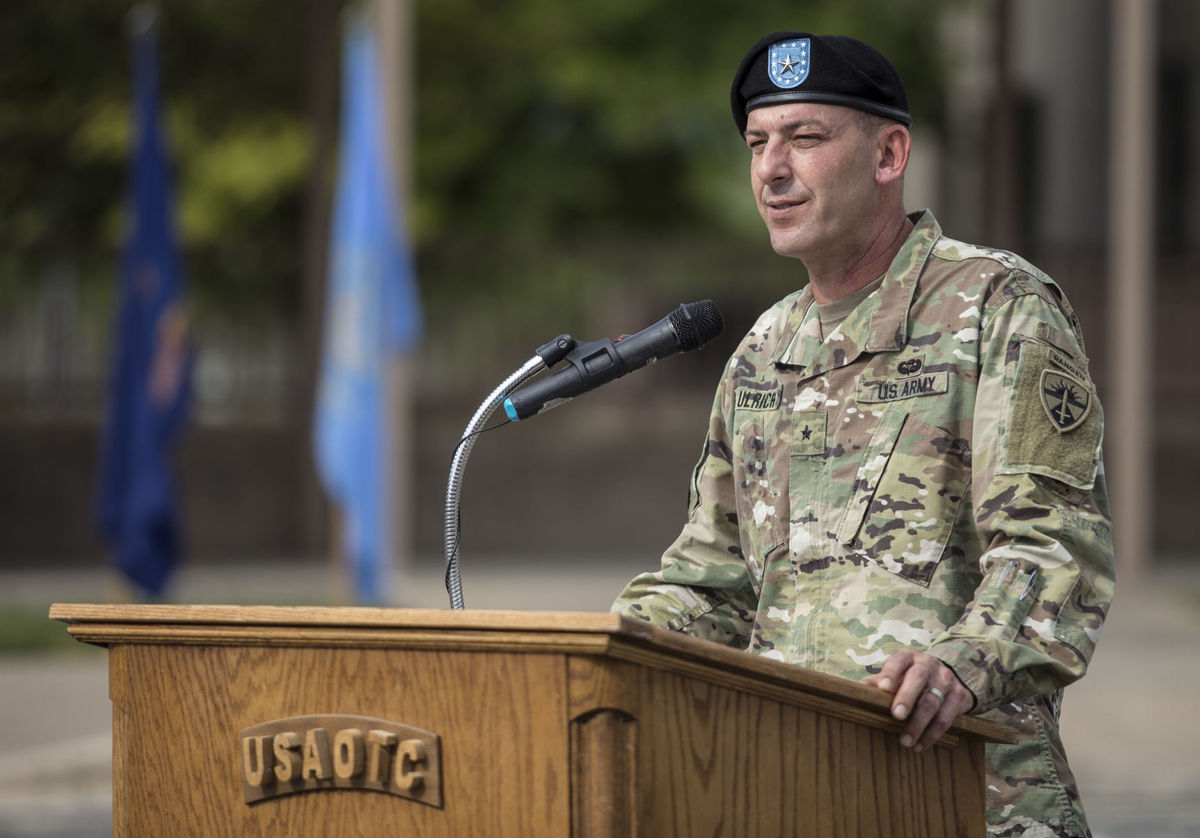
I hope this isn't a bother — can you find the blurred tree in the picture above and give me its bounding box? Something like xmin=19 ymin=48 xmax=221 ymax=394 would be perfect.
xmin=0 ymin=0 xmax=311 ymax=321
xmin=0 ymin=0 xmax=960 ymax=336
xmin=413 ymin=0 xmax=963 ymax=355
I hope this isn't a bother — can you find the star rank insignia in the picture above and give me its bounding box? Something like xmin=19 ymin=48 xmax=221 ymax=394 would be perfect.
xmin=1040 ymin=368 xmax=1092 ymax=433
xmin=768 ymin=38 xmax=810 ymax=89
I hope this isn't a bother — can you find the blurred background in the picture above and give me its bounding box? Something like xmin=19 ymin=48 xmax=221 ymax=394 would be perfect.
xmin=2 ymin=0 xmax=1198 ymax=594
xmin=1 ymin=0 xmax=1198 ymax=835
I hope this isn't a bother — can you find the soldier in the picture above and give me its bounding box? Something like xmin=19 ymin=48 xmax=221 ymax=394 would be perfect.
xmin=613 ymin=32 xmax=1114 ymax=837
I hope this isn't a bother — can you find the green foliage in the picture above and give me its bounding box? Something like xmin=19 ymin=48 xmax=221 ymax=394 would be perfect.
xmin=0 ymin=0 xmax=311 ymax=318
xmin=1 ymin=0 xmax=961 ymax=335
xmin=414 ymin=0 xmax=963 ymax=338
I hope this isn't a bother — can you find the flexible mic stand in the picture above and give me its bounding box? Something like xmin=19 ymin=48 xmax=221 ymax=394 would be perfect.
xmin=443 ymin=335 xmax=574 ymax=609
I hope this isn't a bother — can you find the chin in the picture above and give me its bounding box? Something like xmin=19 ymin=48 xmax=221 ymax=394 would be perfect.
xmin=767 ymin=233 xmax=812 ymax=261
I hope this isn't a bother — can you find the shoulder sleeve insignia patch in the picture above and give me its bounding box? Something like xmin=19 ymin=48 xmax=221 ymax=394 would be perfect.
xmin=1000 ymin=337 xmax=1102 ymax=490
xmin=1040 ymin=368 xmax=1091 ymax=432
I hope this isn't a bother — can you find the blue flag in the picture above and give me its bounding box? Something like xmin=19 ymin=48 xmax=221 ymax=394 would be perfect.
xmin=95 ymin=13 xmax=192 ymax=597
xmin=314 ymin=17 xmax=422 ymax=605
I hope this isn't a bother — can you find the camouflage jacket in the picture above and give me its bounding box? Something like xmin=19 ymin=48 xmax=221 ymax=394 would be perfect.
xmin=613 ymin=211 xmax=1114 ymax=837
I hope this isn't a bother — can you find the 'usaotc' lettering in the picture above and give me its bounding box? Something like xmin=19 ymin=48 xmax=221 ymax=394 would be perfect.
xmin=856 ymin=372 xmax=949 ymax=403
xmin=735 ymin=387 xmax=781 ymax=411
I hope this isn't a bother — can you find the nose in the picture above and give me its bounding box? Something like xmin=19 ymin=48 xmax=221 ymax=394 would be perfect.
xmin=753 ymin=138 xmax=791 ymax=185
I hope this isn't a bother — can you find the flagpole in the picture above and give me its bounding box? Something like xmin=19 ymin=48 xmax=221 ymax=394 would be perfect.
xmin=97 ymin=1 xmax=192 ymax=601
xmin=314 ymin=5 xmax=422 ymax=606
xmin=375 ymin=0 xmax=418 ymax=598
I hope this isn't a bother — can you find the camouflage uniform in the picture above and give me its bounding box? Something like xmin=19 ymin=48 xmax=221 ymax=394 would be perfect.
xmin=613 ymin=210 xmax=1114 ymax=837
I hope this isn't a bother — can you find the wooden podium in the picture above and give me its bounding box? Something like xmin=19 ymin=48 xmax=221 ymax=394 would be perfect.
xmin=51 ymin=604 xmax=1012 ymax=837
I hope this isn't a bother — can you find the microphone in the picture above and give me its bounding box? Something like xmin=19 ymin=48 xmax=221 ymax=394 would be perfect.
xmin=502 ymin=300 xmax=724 ymax=421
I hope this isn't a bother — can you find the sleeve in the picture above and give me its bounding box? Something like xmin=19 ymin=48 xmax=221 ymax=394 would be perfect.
xmin=928 ymin=287 xmax=1116 ymax=714
xmin=611 ymin=370 xmax=759 ymax=649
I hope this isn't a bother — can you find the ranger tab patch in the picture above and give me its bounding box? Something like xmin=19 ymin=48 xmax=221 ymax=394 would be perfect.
xmin=1040 ymin=368 xmax=1091 ymax=432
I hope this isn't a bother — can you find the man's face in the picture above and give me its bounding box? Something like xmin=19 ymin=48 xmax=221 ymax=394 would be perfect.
xmin=744 ymin=103 xmax=882 ymax=262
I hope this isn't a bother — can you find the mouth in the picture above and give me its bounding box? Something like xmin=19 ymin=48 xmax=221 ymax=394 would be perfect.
xmin=764 ymin=197 xmax=808 ymax=219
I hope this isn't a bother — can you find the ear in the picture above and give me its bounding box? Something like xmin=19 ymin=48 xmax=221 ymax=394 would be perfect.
xmin=875 ymin=125 xmax=911 ymax=186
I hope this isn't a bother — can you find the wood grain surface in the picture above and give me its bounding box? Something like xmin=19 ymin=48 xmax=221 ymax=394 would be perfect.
xmin=55 ymin=604 xmax=1004 ymax=836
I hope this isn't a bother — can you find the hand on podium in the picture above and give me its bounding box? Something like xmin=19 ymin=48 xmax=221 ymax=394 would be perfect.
xmin=862 ymin=647 xmax=976 ymax=753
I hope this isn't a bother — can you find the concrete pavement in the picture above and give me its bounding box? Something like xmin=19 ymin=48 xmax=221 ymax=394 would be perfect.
xmin=1 ymin=558 xmax=1197 ymax=837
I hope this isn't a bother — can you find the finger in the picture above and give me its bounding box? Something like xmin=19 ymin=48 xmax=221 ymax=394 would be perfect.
xmin=911 ymin=705 xmax=954 ymax=751
xmin=863 ymin=648 xmax=918 ymax=694
xmin=901 ymin=683 xmax=950 ymax=749
xmin=889 ymin=660 xmax=936 ymax=721
xmin=912 ymin=689 xmax=974 ymax=752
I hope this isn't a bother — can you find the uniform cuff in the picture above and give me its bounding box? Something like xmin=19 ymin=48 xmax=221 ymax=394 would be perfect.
xmin=928 ymin=640 xmax=998 ymax=714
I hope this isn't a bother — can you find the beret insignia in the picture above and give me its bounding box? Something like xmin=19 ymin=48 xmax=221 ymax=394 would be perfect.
xmin=768 ymin=39 xmax=810 ymax=90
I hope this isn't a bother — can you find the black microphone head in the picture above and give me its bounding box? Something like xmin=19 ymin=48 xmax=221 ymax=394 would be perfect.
xmin=669 ymin=300 xmax=725 ymax=351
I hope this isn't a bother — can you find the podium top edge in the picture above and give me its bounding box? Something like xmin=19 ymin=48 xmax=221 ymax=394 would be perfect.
xmin=49 ymin=603 xmax=631 ymax=632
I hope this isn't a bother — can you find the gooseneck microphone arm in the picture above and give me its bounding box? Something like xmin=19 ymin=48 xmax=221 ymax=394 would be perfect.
xmin=443 ymin=335 xmax=575 ymax=609
xmin=442 ymin=300 xmax=723 ymax=610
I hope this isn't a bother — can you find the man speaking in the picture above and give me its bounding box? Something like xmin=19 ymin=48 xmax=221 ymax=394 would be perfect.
xmin=613 ymin=31 xmax=1114 ymax=837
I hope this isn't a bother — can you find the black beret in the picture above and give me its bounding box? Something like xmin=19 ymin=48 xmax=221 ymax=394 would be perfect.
xmin=730 ymin=32 xmax=911 ymax=133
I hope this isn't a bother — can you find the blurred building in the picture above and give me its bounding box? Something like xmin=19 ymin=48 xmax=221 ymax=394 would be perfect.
xmin=930 ymin=0 xmax=1196 ymax=568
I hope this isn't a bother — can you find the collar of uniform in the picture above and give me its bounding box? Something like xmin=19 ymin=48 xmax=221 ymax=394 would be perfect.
xmin=773 ymin=209 xmax=941 ymax=371
xmin=863 ymin=209 xmax=940 ymax=352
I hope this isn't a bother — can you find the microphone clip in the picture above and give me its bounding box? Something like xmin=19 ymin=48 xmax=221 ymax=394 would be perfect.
xmin=534 ymin=334 xmax=576 ymax=368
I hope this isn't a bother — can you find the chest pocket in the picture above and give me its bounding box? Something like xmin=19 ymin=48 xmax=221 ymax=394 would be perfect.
xmin=732 ymin=408 xmax=787 ymax=591
xmin=836 ymin=409 xmax=970 ymax=586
